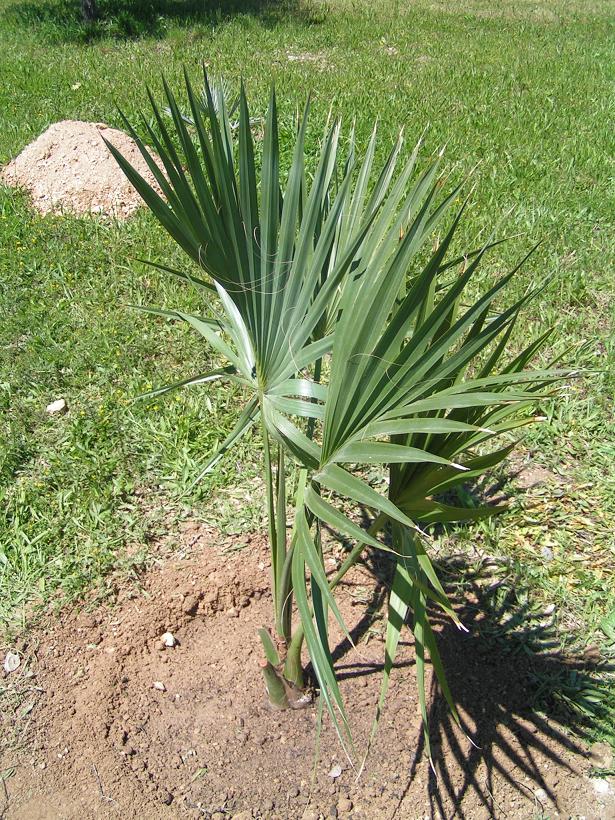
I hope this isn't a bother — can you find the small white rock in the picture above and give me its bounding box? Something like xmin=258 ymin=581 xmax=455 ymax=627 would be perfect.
xmin=3 ymin=651 xmax=20 ymax=674
xmin=46 ymin=398 xmax=67 ymax=415
xmin=153 ymin=681 xmax=166 ymax=692
xmin=590 ymin=778 xmax=611 ymax=796
xmin=161 ymin=632 xmax=176 ymax=648
xmin=328 ymin=763 xmax=342 ymax=779
xmin=534 ymin=787 xmax=548 ymax=802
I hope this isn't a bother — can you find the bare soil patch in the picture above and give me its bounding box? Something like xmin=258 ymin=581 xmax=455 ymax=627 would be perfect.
xmin=1 ymin=525 xmax=612 ymax=819
xmin=0 ymin=121 xmax=159 ymax=218
xmin=511 ymin=459 xmax=562 ymax=491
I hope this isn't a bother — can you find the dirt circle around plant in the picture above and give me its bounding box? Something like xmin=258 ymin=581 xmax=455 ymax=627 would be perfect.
xmin=0 ymin=524 xmax=611 ymax=819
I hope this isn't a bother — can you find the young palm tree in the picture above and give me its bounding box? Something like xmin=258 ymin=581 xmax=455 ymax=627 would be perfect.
xmin=106 ymin=71 xmax=570 ymax=761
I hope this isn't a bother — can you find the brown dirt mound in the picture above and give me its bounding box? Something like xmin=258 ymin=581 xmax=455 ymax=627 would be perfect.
xmin=0 ymin=121 xmax=159 ymax=218
xmin=1 ymin=525 xmax=612 ymax=819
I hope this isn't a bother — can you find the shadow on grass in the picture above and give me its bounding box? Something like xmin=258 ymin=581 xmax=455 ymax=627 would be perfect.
xmin=5 ymin=0 xmax=325 ymax=42
xmin=416 ymin=565 xmax=612 ymax=818
xmin=328 ymin=542 xmax=613 ymax=817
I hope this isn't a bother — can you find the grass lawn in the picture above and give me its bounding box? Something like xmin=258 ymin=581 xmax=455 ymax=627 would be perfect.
xmin=0 ymin=0 xmax=613 ymax=745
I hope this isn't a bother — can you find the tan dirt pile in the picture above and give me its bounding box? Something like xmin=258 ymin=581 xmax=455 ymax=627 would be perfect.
xmin=0 ymin=120 xmax=160 ymax=218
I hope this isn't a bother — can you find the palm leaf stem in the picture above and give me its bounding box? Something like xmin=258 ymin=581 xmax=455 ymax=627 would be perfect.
xmin=282 ymin=510 xmax=387 ymax=684
xmin=275 ymin=445 xmax=288 ymax=636
xmin=262 ymin=418 xmax=286 ymax=637
xmin=277 ymin=355 xmax=325 ymax=645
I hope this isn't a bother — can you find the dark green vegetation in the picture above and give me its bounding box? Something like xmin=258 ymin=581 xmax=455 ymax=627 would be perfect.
xmin=0 ymin=0 xmax=613 ymax=748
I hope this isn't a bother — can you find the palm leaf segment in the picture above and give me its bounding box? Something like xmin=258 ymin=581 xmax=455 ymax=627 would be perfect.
xmin=108 ymin=72 xmax=570 ymax=763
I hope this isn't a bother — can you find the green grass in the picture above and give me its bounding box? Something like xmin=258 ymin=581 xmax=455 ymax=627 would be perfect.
xmin=0 ymin=0 xmax=613 ymax=738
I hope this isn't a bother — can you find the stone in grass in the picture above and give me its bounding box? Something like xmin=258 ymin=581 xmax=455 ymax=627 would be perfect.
xmin=46 ymin=398 xmax=67 ymax=415
xmin=590 ymin=777 xmax=612 ymax=797
xmin=589 ymin=741 xmax=614 ymax=770
xmin=3 ymin=652 xmax=20 ymax=674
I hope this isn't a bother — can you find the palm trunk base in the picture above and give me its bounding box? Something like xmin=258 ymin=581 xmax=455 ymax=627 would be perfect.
xmin=260 ymin=658 xmax=312 ymax=711
xmin=260 ymin=660 xmax=290 ymax=709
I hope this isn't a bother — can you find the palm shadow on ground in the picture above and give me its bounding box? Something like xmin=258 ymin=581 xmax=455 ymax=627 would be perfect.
xmin=5 ymin=0 xmax=323 ymax=41
xmin=321 ymin=507 xmax=612 ymax=819
xmin=415 ymin=570 xmax=609 ymax=819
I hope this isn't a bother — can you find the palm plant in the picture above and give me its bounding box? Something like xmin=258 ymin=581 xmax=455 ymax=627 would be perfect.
xmin=106 ymin=71 xmax=570 ymax=762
